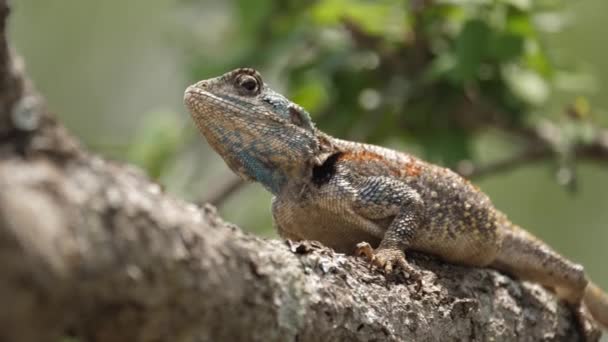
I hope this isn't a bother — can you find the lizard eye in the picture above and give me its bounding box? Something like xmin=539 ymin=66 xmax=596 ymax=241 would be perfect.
xmin=237 ymin=74 xmax=259 ymax=94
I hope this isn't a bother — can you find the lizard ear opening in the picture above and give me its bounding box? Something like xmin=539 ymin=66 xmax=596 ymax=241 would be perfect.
xmin=288 ymin=105 xmax=314 ymax=131
xmin=312 ymin=152 xmax=342 ymax=186
xmin=312 ymin=133 xmax=338 ymax=166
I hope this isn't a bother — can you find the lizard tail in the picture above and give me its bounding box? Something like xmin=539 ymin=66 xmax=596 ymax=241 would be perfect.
xmin=584 ymin=281 xmax=608 ymax=328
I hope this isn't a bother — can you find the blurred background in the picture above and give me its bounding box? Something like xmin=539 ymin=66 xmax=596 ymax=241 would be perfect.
xmin=12 ymin=0 xmax=608 ymax=297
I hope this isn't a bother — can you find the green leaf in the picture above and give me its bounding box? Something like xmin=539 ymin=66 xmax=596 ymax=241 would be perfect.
xmin=424 ymin=53 xmax=457 ymax=82
xmin=523 ymin=41 xmax=553 ymax=77
xmin=310 ymin=0 xmax=406 ymax=39
xmin=502 ymin=64 xmax=549 ymax=106
xmin=506 ymin=11 xmax=534 ymax=36
xmin=488 ymin=32 xmax=524 ymax=61
xmin=453 ymin=19 xmax=491 ymax=81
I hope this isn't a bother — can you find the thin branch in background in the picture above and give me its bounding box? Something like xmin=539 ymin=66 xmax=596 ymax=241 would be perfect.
xmin=577 ymin=129 xmax=608 ymax=160
xmin=457 ymin=146 xmax=550 ymax=179
xmin=457 ymin=124 xmax=608 ymax=180
xmin=199 ymin=176 xmax=245 ymax=207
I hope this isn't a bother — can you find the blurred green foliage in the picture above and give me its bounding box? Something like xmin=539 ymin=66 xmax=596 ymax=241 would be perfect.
xmin=184 ymin=0 xmax=598 ymax=169
xmin=127 ymin=110 xmax=189 ymax=180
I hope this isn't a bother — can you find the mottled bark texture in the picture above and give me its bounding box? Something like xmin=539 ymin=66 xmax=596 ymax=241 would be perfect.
xmin=0 ymin=2 xmax=589 ymax=341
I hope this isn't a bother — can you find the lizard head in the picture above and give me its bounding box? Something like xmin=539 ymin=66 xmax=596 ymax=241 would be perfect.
xmin=184 ymin=68 xmax=331 ymax=194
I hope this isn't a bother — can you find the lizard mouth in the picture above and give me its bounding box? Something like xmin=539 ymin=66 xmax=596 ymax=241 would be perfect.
xmin=184 ymin=85 xmax=255 ymax=119
xmin=183 ymin=86 xmax=236 ymax=123
xmin=184 ymin=85 xmax=289 ymax=128
xmin=183 ymin=86 xmax=214 ymax=111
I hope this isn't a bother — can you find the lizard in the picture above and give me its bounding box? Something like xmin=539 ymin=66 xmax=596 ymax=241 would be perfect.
xmin=184 ymin=67 xmax=608 ymax=336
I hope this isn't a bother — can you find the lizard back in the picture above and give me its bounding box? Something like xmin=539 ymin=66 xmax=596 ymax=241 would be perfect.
xmin=273 ymin=138 xmax=504 ymax=266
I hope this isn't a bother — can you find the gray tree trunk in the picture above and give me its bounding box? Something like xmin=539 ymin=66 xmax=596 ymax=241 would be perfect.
xmin=0 ymin=2 xmax=591 ymax=341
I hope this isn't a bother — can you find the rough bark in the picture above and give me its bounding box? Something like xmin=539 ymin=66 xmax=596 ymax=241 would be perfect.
xmin=0 ymin=2 xmax=592 ymax=341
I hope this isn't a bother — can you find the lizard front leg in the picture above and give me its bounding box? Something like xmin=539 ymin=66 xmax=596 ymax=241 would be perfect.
xmin=351 ymin=176 xmax=424 ymax=278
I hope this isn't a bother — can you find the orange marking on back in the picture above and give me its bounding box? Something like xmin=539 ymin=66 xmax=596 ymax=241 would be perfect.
xmin=339 ymin=150 xmax=385 ymax=163
xmin=338 ymin=151 xmax=403 ymax=176
xmin=404 ymin=161 xmax=422 ymax=177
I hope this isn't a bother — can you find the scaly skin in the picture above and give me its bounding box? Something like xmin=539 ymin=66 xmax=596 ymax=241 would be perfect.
xmin=184 ymin=68 xmax=608 ymax=336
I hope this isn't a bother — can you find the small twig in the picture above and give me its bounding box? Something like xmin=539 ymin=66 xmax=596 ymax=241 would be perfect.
xmin=577 ymin=129 xmax=608 ymax=160
xmin=457 ymin=146 xmax=550 ymax=179
xmin=199 ymin=176 xmax=245 ymax=207
xmin=457 ymin=126 xmax=608 ymax=180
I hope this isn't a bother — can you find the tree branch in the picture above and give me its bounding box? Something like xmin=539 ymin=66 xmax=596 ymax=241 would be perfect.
xmin=0 ymin=159 xmax=587 ymax=341
xmin=457 ymin=146 xmax=548 ymax=179
xmin=0 ymin=3 xmax=595 ymax=342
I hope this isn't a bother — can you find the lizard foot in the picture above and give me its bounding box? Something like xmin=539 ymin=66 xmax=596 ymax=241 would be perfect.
xmin=355 ymin=242 xmax=420 ymax=280
xmin=572 ymin=304 xmax=601 ymax=342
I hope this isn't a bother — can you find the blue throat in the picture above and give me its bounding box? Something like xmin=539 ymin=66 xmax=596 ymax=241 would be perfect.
xmin=236 ymin=150 xmax=287 ymax=195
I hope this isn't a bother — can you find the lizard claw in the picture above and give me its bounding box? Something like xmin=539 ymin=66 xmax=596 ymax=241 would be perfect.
xmin=355 ymin=242 xmax=420 ymax=280
xmin=572 ymin=304 xmax=601 ymax=342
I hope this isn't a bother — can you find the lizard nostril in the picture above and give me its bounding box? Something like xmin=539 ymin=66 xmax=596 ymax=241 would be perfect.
xmin=197 ymin=81 xmax=208 ymax=89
